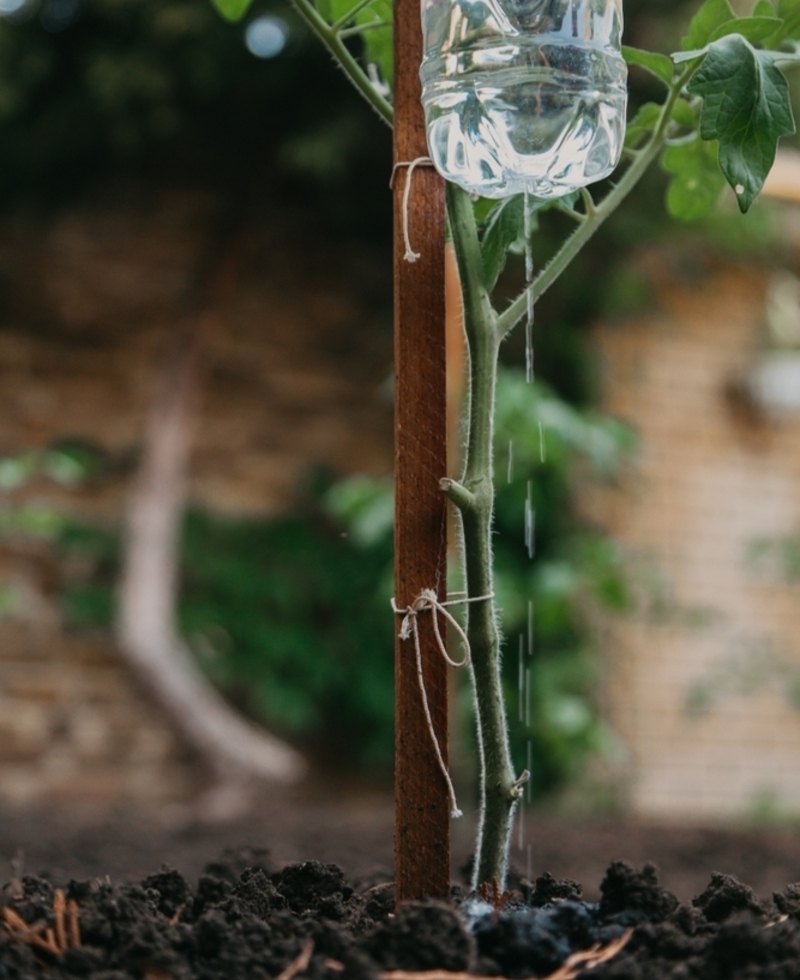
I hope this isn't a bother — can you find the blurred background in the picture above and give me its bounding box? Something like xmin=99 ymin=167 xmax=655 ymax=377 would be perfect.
xmin=3 ymin=0 xmax=800 ymax=897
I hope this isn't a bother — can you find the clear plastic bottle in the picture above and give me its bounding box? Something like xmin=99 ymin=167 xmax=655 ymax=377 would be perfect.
xmin=419 ymin=0 xmax=627 ymax=199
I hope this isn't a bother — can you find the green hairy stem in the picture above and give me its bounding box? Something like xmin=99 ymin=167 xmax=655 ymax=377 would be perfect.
xmin=444 ymin=183 xmax=526 ymax=889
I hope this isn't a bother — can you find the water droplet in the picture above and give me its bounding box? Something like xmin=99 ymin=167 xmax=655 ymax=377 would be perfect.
xmin=525 ymin=481 xmax=535 ymax=559
xmin=524 ymin=667 xmax=531 ymax=729
xmin=527 ymin=600 xmax=534 ymax=658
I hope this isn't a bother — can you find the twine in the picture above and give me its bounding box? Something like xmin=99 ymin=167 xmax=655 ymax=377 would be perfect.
xmin=390 ymin=157 xmax=435 ymax=263
xmin=391 ymin=588 xmax=493 ymax=818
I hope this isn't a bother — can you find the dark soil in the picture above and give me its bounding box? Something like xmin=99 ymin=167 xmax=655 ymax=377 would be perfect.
xmin=4 ymin=787 xmax=800 ymax=978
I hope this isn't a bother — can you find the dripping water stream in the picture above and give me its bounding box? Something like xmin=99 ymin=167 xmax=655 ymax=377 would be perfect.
xmin=523 ymin=191 xmax=534 ymax=384
xmin=517 ymin=191 xmax=537 ymax=876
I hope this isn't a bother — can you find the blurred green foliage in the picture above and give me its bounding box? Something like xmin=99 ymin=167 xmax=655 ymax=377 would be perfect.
xmin=16 ymin=366 xmax=634 ymax=788
xmin=57 ymin=498 xmax=398 ymax=770
xmin=492 ymin=374 xmax=635 ymax=795
xmin=178 ymin=508 xmax=395 ymax=769
xmin=0 ymin=0 xmax=392 ymax=236
xmin=748 ymin=532 xmax=800 ymax=582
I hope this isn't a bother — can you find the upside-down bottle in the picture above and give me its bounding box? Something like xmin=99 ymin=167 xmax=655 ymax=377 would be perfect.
xmin=419 ymin=0 xmax=627 ymax=199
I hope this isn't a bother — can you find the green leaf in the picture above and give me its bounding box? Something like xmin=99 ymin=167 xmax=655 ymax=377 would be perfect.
xmin=682 ymin=0 xmax=736 ymax=50
xmin=663 ymin=137 xmax=726 ymax=220
xmin=671 ymin=97 xmax=697 ymax=128
xmin=326 ymin=0 xmax=393 ymax=85
xmin=622 ymin=46 xmax=674 ymax=85
xmin=208 ymin=0 xmax=254 ymax=21
xmin=480 ymin=192 xmax=578 ymax=291
xmin=361 ymin=0 xmax=393 ymax=86
xmin=778 ymin=0 xmax=800 ymax=38
xmin=481 ymin=197 xmax=528 ymax=291
xmin=753 ymin=0 xmax=776 ymax=13
xmin=624 ymin=102 xmax=662 ymax=149
xmin=687 ymin=34 xmax=796 ymax=211
xmin=707 ymin=15 xmax=784 ymax=43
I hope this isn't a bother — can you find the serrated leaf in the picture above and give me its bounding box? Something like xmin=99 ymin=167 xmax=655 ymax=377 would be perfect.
xmin=208 ymin=0 xmax=254 ymax=21
xmin=707 ymin=15 xmax=784 ymax=43
xmin=663 ymin=137 xmax=726 ymax=220
xmin=682 ymin=0 xmax=736 ymax=50
xmin=622 ymin=46 xmax=674 ymax=85
xmin=624 ymin=102 xmax=662 ymax=149
xmin=687 ymin=34 xmax=796 ymax=211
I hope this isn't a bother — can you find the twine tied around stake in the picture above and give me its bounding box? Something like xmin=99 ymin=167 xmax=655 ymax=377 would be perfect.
xmin=390 ymin=157 xmax=435 ymax=263
xmin=391 ymin=588 xmax=493 ymax=818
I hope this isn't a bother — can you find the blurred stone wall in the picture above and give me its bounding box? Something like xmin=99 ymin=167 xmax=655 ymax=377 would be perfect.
xmin=0 ymin=189 xmax=393 ymax=805
xmin=589 ymin=249 xmax=800 ymax=819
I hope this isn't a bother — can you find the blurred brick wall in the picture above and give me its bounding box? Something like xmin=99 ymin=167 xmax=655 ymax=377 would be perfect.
xmin=589 ymin=251 xmax=800 ymax=818
xmin=0 ymin=190 xmax=393 ymax=805
xmin=0 ymin=617 xmax=195 ymax=805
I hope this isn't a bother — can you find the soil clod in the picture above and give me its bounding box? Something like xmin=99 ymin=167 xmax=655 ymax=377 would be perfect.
xmin=2 ymin=858 xmax=800 ymax=978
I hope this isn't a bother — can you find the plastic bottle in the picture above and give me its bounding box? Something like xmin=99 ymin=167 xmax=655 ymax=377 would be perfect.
xmin=419 ymin=0 xmax=627 ymax=199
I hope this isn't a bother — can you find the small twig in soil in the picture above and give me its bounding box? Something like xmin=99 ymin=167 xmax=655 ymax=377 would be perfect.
xmin=766 ymin=915 xmax=790 ymax=929
xmin=479 ymin=878 xmax=511 ymax=909
xmin=379 ymin=929 xmax=634 ymax=980
xmin=54 ymin=888 xmax=67 ymax=952
xmin=1 ymin=889 xmax=81 ymax=958
xmin=2 ymin=907 xmax=62 ymax=957
xmin=67 ymin=898 xmax=80 ymax=948
xmin=275 ymin=938 xmax=315 ymax=980
xmin=541 ymin=928 xmax=634 ymax=980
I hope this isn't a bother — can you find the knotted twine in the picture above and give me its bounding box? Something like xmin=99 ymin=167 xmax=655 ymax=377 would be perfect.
xmin=391 ymin=588 xmax=492 ymax=818
xmin=390 ymin=157 xmax=435 ymax=263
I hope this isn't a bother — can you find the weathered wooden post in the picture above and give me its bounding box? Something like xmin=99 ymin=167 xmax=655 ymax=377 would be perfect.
xmin=392 ymin=0 xmax=450 ymax=903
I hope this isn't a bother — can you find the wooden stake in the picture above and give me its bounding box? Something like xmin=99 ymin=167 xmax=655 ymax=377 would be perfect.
xmin=393 ymin=0 xmax=449 ymax=902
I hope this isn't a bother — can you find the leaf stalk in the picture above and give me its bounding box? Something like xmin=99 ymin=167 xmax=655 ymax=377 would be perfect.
xmin=290 ymin=0 xmax=394 ymax=126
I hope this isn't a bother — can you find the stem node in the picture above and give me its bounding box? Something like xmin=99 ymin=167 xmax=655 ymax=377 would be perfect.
xmin=440 ymin=477 xmax=476 ymax=512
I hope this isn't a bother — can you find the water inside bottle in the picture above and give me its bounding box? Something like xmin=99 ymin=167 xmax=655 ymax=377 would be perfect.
xmin=420 ymin=0 xmax=627 ymax=199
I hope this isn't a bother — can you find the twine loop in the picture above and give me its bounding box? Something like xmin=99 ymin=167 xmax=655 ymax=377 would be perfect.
xmin=390 ymin=157 xmax=435 ymax=263
xmin=391 ymin=588 xmax=493 ymax=818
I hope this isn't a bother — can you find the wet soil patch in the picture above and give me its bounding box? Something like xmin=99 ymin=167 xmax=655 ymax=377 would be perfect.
xmin=3 ymin=854 xmax=800 ymax=979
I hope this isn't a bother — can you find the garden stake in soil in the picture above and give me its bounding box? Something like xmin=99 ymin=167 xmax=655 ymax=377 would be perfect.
xmin=213 ymin=0 xmax=800 ymax=911
xmin=392 ymin=0 xmax=449 ymax=905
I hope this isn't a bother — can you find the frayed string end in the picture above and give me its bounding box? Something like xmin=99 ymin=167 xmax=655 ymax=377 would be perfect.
xmin=390 ymin=157 xmax=434 ymax=264
xmin=392 ymin=588 xmax=493 ymax=821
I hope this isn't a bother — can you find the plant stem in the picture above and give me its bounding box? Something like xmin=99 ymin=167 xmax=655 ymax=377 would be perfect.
xmin=290 ymin=0 xmax=394 ymax=126
xmin=446 ymin=182 xmax=524 ymax=890
xmin=330 ymin=0 xmax=381 ymax=33
xmin=496 ymin=66 xmax=692 ymax=340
